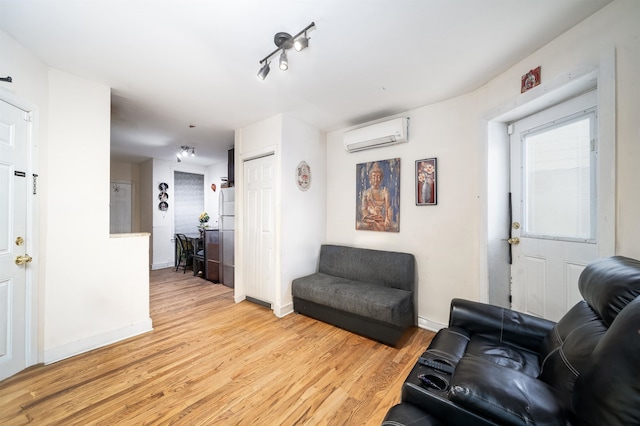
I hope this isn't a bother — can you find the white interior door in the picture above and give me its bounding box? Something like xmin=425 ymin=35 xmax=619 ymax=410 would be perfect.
xmin=510 ymin=90 xmax=598 ymax=321
xmin=109 ymin=182 xmax=132 ymax=234
xmin=0 ymin=99 xmax=30 ymax=381
xmin=243 ymin=154 xmax=275 ymax=305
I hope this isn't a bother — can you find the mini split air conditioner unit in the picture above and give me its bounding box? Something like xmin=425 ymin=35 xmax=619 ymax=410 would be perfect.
xmin=343 ymin=117 xmax=409 ymax=152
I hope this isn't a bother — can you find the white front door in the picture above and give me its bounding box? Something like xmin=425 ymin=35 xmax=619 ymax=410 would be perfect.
xmin=243 ymin=154 xmax=275 ymax=305
xmin=509 ymin=91 xmax=598 ymax=321
xmin=0 ymin=99 xmax=30 ymax=380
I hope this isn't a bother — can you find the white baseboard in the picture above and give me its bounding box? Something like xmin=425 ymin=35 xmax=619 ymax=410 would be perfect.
xmin=151 ymin=262 xmax=173 ymax=270
xmin=418 ymin=316 xmax=446 ymax=333
xmin=273 ymin=302 xmax=293 ymax=318
xmin=43 ymin=318 xmax=153 ymax=365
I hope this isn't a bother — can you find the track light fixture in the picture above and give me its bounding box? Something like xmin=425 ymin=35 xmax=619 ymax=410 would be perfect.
xmin=177 ymin=146 xmax=195 ymax=162
xmin=257 ymin=22 xmax=315 ymax=80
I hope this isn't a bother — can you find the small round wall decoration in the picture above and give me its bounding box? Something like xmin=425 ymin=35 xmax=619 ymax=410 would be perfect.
xmin=296 ymin=161 xmax=311 ymax=191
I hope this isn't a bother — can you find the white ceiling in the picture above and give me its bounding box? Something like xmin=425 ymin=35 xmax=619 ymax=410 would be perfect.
xmin=0 ymin=0 xmax=612 ymax=166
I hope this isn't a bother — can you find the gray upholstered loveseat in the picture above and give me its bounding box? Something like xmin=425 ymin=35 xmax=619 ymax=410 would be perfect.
xmin=292 ymin=244 xmax=416 ymax=346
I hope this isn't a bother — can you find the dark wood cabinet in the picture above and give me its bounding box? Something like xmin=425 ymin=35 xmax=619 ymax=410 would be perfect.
xmin=203 ymin=229 xmax=220 ymax=282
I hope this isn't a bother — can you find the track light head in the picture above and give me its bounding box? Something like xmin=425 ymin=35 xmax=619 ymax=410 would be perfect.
xmin=257 ymin=61 xmax=270 ymax=80
xmin=279 ymin=50 xmax=288 ymax=71
xmin=294 ymin=34 xmax=309 ymax=51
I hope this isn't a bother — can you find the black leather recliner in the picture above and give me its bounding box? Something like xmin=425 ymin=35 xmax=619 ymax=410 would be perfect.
xmin=382 ymin=256 xmax=640 ymax=425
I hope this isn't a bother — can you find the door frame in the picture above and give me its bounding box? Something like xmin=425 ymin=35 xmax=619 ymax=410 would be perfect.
xmin=0 ymin=87 xmax=40 ymax=368
xmin=482 ymin=51 xmax=616 ymax=306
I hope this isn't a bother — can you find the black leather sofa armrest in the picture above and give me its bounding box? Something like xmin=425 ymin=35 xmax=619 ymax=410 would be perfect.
xmin=449 ymin=298 xmax=556 ymax=352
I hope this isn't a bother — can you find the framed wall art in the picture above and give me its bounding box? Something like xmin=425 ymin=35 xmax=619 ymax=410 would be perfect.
xmin=416 ymin=158 xmax=437 ymax=205
xmin=356 ymin=158 xmax=400 ymax=232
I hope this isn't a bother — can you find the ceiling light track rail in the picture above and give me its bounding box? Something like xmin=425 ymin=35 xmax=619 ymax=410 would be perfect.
xmin=257 ymin=21 xmax=315 ymax=80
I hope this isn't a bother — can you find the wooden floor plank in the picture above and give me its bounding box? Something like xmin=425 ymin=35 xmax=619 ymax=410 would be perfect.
xmin=0 ymin=268 xmax=434 ymax=425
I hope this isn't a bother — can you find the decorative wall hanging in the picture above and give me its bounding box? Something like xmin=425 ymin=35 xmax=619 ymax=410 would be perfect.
xmin=356 ymin=158 xmax=400 ymax=232
xmin=211 ymin=183 xmax=217 ymax=192
xmin=416 ymin=158 xmax=437 ymax=205
xmin=158 ymin=182 xmax=169 ymax=211
xmin=296 ymin=161 xmax=311 ymax=191
xmin=521 ymin=66 xmax=541 ymax=93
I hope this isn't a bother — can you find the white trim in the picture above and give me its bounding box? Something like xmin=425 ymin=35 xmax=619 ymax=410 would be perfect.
xmin=273 ymin=302 xmax=293 ymax=318
xmin=151 ymin=261 xmax=174 ymax=270
xmin=418 ymin=316 xmax=446 ymax=333
xmin=595 ymin=48 xmax=616 ymax=257
xmin=43 ymin=319 xmax=153 ymax=365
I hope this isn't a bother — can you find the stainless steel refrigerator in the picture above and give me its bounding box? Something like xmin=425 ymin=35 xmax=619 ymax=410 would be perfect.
xmin=219 ymin=187 xmax=235 ymax=287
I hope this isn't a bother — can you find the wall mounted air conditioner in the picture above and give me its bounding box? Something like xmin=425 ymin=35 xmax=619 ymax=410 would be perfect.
xmin=343 ymin=117 xmax=409 ymax=152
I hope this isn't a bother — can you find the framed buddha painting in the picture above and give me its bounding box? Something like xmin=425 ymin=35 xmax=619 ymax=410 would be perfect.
xmin=356 ymin=158 xmax=400 ymax=232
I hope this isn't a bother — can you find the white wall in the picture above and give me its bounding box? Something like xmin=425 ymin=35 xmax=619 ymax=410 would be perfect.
xmin=279 ymin=115 xmax=326 ymax=316
xmin=43 ymin=69 xmax=152 ymax=362
xmin=325 ymin=0 xmax=640 ymax=328
xmin=1 ymin=30 xmax=152 ymax=364
xmin=326 ymin=98 xmax=479 ymax=330
xmin=235 ymin=114 xmax=326 ymax=317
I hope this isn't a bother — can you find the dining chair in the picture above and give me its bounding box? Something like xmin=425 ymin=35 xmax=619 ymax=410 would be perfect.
xmin=175 ymin=234 xmax=193 ymax=273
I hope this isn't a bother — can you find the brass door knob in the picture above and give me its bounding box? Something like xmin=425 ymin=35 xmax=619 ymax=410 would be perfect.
xmin=507 ymin=237 xmax=520 ymax=245
xmin=15 ymin=255 xmax=33 ymax=265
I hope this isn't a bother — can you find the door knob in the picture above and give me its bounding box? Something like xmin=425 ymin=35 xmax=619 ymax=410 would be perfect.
xmin=15 ymin=255 xmax=33 ymax=265
xmin=507 ymin=237 xmax=520 ymax=245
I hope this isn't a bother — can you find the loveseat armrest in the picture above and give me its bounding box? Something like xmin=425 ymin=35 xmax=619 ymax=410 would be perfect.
xmin=449 ymin=298 xmax=556 ymax=352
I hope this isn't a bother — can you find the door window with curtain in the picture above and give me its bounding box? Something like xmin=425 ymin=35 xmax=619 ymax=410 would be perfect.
xmin=174 ymin=171 xmax=204 ymax=235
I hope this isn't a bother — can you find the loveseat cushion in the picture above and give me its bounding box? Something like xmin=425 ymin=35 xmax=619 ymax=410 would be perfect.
xmin=449 ymin=356 xmax=565 ymax=426
xmin=465 ymin=335 xmax=541 ymax=378
xmin=318 ymin=244 xmax=415 ymax=291
xmin=292 ymin=273 xmax=413 ymax=327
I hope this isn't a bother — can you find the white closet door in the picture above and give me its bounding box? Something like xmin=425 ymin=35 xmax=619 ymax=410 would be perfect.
xmin=243 ymin=154 xmax=275 ymax=304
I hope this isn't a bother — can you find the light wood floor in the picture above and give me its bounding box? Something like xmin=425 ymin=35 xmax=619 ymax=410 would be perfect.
xmin=0 ymin=268 xmax=434 ymax=425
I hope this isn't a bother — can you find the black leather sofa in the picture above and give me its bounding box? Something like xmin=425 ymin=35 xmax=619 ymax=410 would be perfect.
xmin=382 ymin=255 xmax=640 ymax=425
